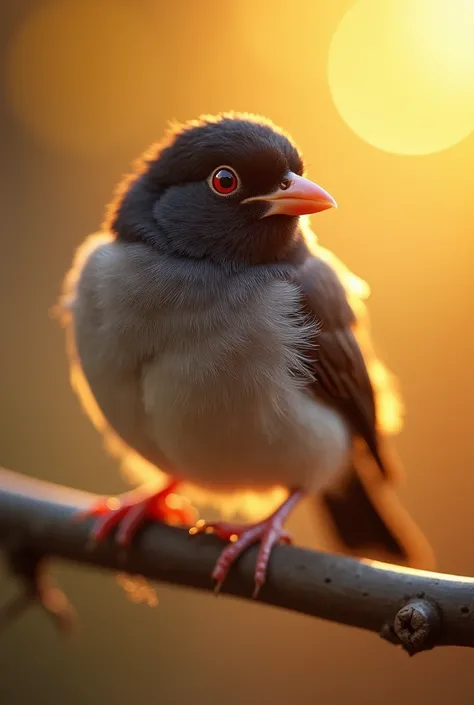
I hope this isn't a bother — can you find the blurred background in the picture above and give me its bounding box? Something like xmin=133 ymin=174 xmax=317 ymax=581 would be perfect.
xmin=1 ymin=0 xmax=474 ymax=702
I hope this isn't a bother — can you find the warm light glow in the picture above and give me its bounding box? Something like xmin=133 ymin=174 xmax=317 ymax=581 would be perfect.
xmin=165 ymin=493 xmax=183 ymax=510
xmin=5 ymin=0 xmax=162 ymax=155
xmin=328 ymin=0 xmax=474 ymax=155
xmin=365 ymin=560 xmax=474 ymax=583
xmin=117 ymin=574 xmax=159 ymax=607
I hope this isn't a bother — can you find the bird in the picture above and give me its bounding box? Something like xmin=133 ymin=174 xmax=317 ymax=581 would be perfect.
xmin=58 ymin=112 xmax=435 ymax=597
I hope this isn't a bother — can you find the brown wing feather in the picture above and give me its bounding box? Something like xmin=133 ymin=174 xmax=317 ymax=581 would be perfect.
xmin=290 ymin=250 xmax=386 ymax=472
xmin=286 ymin=240 xmax=435 ymax=569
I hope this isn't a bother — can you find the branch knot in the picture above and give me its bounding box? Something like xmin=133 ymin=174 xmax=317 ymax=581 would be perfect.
xmin=390 ymin=597 xmax=442 ymax=655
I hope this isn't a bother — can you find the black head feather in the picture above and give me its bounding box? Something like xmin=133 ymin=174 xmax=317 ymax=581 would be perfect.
xmin=106 ymin=112 xmax=306 ymax=267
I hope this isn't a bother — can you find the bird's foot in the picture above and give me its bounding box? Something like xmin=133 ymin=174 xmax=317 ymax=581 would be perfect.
xmin=191 ymin=489 xmax=303 ymax=597
xmin=76 ymin=480 xmax=195 ymax=546
xmin=193 ymin=518 xmax=292 ymax=598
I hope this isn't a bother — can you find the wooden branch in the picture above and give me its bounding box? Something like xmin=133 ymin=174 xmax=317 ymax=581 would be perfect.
xmin=1 ymin=467 xmax=473 ymax=654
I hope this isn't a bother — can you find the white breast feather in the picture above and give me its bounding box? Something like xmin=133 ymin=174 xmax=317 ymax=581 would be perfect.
xmin=61 ymin=235 xmax=351 ymax=515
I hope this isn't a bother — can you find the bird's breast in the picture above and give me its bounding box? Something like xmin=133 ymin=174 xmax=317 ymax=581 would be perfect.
xmin=142 ymin=275 xmax=351 ymax=492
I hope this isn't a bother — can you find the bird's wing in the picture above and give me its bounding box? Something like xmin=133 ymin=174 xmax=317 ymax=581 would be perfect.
xmin=288 ymin=245 xmax=435 ymax=570
xmin=300 ymin=217 xmax=404 ymax=438
xmin=291 ymin=251 xmax=386 ymax=473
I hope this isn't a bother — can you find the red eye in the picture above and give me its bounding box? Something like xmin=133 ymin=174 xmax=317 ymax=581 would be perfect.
xmin=210 ymin=167 xmax=239 ymax=195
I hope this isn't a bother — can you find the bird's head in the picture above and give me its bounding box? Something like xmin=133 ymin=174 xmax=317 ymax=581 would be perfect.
xmin=108 ymin=113 xmax=336 ymax=267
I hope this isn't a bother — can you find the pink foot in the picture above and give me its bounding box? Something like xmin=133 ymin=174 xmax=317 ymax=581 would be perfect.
xmin=192 ymin=489 xmax=303 ymax=597
xmin=75 ymin=480 xmax=194 ymax=546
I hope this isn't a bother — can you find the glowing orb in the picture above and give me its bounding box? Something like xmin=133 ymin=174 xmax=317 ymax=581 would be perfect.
xmin=327 ymin=0 xmax=474 ymax=155
xmin=5 ymin=0 xmax=161 ymax=155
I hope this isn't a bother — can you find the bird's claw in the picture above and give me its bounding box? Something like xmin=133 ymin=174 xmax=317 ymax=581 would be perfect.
xmin=76 ymin=484 xmax=196 ymax=547
xmin=191 ymin=518 xmax=293 ymax=597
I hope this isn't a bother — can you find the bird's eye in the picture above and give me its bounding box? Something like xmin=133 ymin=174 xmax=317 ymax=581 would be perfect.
xmin=210 ymin=167 xmax=239 ymax=196
xmin=280 ymin=177 xmax=292 ymax=191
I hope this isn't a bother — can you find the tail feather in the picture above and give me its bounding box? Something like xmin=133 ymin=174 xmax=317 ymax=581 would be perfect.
xmin=315 ymin=441 xmax=436 ymax=570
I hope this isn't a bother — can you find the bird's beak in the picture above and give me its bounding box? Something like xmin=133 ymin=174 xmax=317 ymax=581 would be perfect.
xmin=242 ymin=172 xmax=337 ymax=218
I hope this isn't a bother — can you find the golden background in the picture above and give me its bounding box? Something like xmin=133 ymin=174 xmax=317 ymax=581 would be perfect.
xmin=1 ymin=1 xmax=474 ymax=703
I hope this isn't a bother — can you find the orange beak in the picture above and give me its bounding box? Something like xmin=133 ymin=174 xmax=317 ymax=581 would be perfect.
xmin=242 ymin=172 xmax=337 ymax=217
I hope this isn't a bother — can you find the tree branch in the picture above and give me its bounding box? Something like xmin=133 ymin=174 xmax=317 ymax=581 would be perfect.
xmin=1 ymin=467 xmax=473 ymax=654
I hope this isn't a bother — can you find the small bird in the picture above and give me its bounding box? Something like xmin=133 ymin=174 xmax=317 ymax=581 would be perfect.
xmin=59 ymin=112 xmax=435 ymax=596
